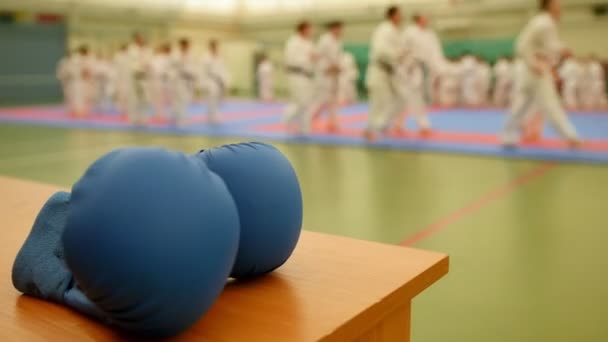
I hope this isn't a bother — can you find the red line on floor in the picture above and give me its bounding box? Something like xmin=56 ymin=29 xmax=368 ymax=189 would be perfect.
xmin=400 ymin=162 xmax=557 ymax=247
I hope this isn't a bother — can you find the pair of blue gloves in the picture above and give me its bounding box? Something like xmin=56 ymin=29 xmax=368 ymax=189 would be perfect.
xmin=12 ymin=142 xmax=303 ymax=337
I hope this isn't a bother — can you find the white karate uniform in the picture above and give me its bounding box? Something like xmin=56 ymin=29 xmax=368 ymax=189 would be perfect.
xmin=257 ymin=60 xmax=274 ymax=102
xmin=310 ymin=32 xmax=344 ymax=126
xmin=113 ymin=50 xmax=130 ymax=115
xmin=438 ymin=61 xmax=461 ymax=107
xmin=502 ymin=13 xmax=578 ymax=145
xmin=493 ymin=59 xmax=514 ymax=107
xmin=365 ymin=21 xmax=404 ymax=134
xmin=580 ymin=61 xmax=606 ymax=110
xmin=558 ymin=58 xmax=582 ymax=110
xmin=170 ymin=50 xmax=198 ymax=125
xmin=149 ymin=53 xmax=171 ymax=119
xmin=477 ymin=62 xmax=492 ymax=106
xmin=392 ymin=24 xmax=445 ymax=130
xmin=93 ymin=58 xmax=116 ymax=114
xmin=393 ymin=55 xmax=429 ymax=130
xmin=589 ymin=61 xmax=607 ymax=109
xmin=201 ymin=52 xmax=229 ymax=123
xmin=404 ymin=24 xmax=445 ymax=104
xmin=339 ymin=52 xmax=359 ymax=104
xmin=461 ymin=56 xmax=480 ymax=106
xmin=125 ymin=44 xmax=153 ymax=124
xmin=284 ymin=33 xmax=316 ymax=134
xmin=67 ymin=54 xmax=95 ymax=117
xmin=56 ymin=56 xmax=73 ymax=112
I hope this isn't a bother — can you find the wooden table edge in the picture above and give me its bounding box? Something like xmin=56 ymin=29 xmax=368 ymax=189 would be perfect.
xmin=320 ymin=253 xmax=449 ymax=341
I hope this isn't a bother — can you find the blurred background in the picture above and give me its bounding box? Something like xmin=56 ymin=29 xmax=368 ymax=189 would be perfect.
xmin=1 ymin=0 xmax=607 ymax=104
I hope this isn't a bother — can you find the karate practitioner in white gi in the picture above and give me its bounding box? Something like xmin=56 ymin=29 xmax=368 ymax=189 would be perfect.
xmin=391 ymin=13 xmax=446 ymax=135
xmin=339 ymin=52 xmax=359 ymax=105
xmin=310 ymin=21 xmax=345 ymax=132
xmin=56 ymin=51 xmax=74 ymax=113
xmin=171 ymin=39 xmax=199 ymax=126
xmin=257 ymin=54 xmax=274 ymax=102
xmin=501 ymin=0 xmax=580 ymax=148
xmin=125 ymin=33 xmax=153 ymax=125
xmin=68 ymin=46 xmax=95 ymax=118
xmin=284 ymin=21 xmax=317 ymax=135
xmin=493 ymin=57 xmax=514 ymax=107
xmin=364 ymin=6 xmax=405 ymax=141
xmin=558 ymin=56 xmax=582 ymax=110
xmin=201 ymin=39 xmax=230 ymax=124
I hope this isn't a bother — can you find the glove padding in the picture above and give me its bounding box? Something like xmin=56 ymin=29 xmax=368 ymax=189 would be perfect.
xmin=63 ymin=148 xmax=240 ymax=337
xmin=12 ymin=142 xmax=302 ymax=337
xmin=12 ymin=191 xmax=72 ymax=303
xmin=197 ymin=142 xmax=303 ymax=279
xmin=12 ymin=147 xmax=240 ymax=337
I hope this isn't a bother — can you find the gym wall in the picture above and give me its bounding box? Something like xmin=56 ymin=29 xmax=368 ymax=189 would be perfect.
xmin=0 ymin=22 xmax=65 ymax=104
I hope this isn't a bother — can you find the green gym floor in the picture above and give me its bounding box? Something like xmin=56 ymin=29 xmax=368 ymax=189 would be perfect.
xmin=1 ymin=123 xmax=607 ymax=341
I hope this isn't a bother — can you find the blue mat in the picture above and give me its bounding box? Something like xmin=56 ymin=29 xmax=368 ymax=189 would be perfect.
xmin=0 ymin=101 xmax=607 ymax=164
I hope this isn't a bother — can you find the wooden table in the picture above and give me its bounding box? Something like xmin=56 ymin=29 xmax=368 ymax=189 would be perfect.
xmin=0 ymin=176 xmax=449 ymax=341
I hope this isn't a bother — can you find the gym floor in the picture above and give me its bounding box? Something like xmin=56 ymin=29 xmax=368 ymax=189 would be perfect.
xmin=1 ymin=123 xmax=607 ymax=341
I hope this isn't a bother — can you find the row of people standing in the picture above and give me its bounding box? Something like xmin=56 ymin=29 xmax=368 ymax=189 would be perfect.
xmin=57 ymin=34 xmax=229 ymax=126
xmin=558 ymin=55 xmax=607 ymax=110
xmin=436 ymin=54 xmax=607 ymax=110
xmin=437 ymin=55 xmax=494 ymax=108
xmin=256 ymin=51 xmax=359 ymax=106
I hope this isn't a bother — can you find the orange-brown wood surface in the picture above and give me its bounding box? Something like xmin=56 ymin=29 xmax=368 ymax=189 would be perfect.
xmin=0 ymin=176 xmax=449 ymax=341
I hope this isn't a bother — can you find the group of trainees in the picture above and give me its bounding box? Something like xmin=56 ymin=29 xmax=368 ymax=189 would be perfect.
xmin=437 ymin=54 xmax=494 ymax=108
xmin=256 ymin=50 xmax=359 ymax=107
xmin=282 ymin=12 xmax=445 ymax=137
xmin=435 ymin=53 xmax=607 ymax=110
xmin=56 ymin=34 xmax=229 ymax=126
xmin=280 ymin=20 xmax=360 ymax=134
xmin=557 ymin=55 xmax=607 ymax=110
xmin=57 ymin=0 xmax=603 ymax=148
xmin=364 ymin=7 xmax=446 ymax=141
xmin=284 ymin=0 xmax=602 ymax=148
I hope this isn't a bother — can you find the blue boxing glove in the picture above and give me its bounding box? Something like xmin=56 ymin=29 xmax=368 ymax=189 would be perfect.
xmin=12 ymin=191 xmax=72 ymax=303
xmin=13 ymin=148 xmax=240 ymax=337
xmin=196 ymin=142 xmax=303 ymax=279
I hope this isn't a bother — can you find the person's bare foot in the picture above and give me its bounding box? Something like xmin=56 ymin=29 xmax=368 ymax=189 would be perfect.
xmin=567 ymin=138 xmax=582 ymax=149
xmin=420 ymin=128 xmax=432 ymax=138
xmin=390 ymin=127 xmax=406 ymax=137
xmin=392 ymin=120 xmax=405 ymax=131
xmin=522 ymin=129 xmax=542 ymax=143
xmin=327 ymin=121 xmax=340 ymax=133
xmin=364 ymin=130 xmax=377 ymax=142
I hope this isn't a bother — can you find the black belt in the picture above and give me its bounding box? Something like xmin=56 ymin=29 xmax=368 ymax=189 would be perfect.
xmin=375 ymin=60 xmax=394 ymax=75
xmin=134 ymin=71 xmax=148 ymax=81
xmin=286 ymin=66 xmax=313 ymax=78
xmin=180 ymin=71 xmax=196 ymax=82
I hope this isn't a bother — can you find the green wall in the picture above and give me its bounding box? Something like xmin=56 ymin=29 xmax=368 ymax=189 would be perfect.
xmin=0 ymin=23 xmax=66 ymax=105
xmin=442 ymin=37 xmax=515 ymax=62
xmin=344 ymin=37 xmax=515 ymax=96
